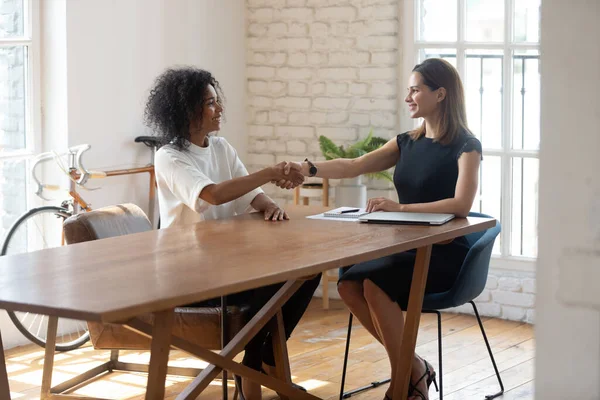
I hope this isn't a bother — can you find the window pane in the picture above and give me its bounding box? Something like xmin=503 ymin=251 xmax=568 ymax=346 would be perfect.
xmin=465 ymin=50 xmax=503 ymax=149
xmin=0 ymin=158 xmax=27 ymax=241
xmin=0 ymin=0 xmax=24 ymax=38
xmin=472 ymin=155 xmax=501 ymax=254
xmin=512 ymin=50 xmax=540 ymax=150
xmin=419 ymin=48 xmax=457 ymax=68
xmin=417 ymin=0 xmax=457 ymax=42
xmin=0 ymin=45 xmax=27 ymax=151
xmin=511 ymin=157 xmax=538 ymax=257
xmin=514 ymin=0 xmax=540 ymax=43
xmin=466 ymin=0 xmax=504 ymax=42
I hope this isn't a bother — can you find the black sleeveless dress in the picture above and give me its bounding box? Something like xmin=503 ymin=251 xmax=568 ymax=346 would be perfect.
xmin=338 ymin=131 xmax=482 ymax=308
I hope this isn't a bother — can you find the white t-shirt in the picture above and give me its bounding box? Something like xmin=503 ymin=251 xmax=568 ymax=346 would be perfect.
xmin=155 ymin=136 xmax=263 ymax=228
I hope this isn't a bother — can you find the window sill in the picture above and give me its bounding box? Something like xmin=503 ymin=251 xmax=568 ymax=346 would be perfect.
xmin=490 ymin=255 xmax=536 ymax=273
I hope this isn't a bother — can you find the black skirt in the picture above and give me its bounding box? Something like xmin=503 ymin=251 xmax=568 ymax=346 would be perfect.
xmin=338 ymin=243 xmax=469 ymax=309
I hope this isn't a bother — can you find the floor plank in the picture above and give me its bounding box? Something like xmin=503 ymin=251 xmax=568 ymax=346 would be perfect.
xmin=4 ymin=299 xmax=534 ymax=399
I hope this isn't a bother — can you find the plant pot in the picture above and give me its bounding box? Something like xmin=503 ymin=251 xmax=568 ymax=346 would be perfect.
xmin=335 ymin=175 xmax=367 ymax=208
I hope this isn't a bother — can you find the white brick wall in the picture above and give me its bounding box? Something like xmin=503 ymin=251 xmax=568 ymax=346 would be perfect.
xmin=246 ymin=0 xmax=399 ymax=206
xmin=245 ymin=0 xmax=536 ymax=324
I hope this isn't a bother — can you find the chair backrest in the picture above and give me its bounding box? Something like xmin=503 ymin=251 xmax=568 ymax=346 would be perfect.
xmin=441 ymin=212 xmax=501 ymax=308
xmin=63 ymin=203 xmax=151 ymax=244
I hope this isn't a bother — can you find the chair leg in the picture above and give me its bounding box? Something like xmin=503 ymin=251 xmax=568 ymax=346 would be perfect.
xmin=340 ymin=312 xmax=391 ymax=399
xmin=436 ymin=311 xmax=443 ymax=400
xmin=421 ymin=310 xmax=443 ymax=400
xmin=222 ymin=296 xmax=229 ymax=400
xmin=322 ymin=274 xmax=330 ymax=310
xmin=339 ymin=313 xmax=352 ymax=400
xmin=470 ymin=301 xmax=504 ymax=400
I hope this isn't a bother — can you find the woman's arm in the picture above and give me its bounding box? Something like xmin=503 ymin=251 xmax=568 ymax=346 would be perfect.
xmin=201 ymin=163 xmax=303 ymax=205
xmin=366 ymin=151 xmax=481 ymax=218
xmin=287 ymin=137 xmax=400 ymax=179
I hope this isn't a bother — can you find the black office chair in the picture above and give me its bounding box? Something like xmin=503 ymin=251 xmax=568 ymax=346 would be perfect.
xmin=339 ymin=213 xmax=503 ymax=400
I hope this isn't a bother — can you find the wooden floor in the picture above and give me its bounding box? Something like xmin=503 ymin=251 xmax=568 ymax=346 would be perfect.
xmin=4 ymin=299 xmax=534 ymax=399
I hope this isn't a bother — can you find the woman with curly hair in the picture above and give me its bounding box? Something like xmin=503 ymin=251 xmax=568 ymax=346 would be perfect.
xmin=144 ymin=67 xmax=320 ymax=399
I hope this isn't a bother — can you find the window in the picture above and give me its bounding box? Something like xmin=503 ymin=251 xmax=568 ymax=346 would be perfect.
xmin=405 ymin=0 xmax=541 ymax=262
xmin=0 ymin=0 xmax=39 ymax=241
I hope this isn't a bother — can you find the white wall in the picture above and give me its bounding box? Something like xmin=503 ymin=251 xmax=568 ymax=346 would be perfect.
xmin=64 ymin=0 xmax=247 ymax=212
xmin=2 ymin=0 xmax=246 ymax=350
xmin=536 ymin=1 xmax=600 ymax=399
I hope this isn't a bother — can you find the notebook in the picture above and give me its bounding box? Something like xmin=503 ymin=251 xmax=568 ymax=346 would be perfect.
xmin=358 ymin=211 xmax=455 ymax=225
xmin=323 ymin=207 xmax=369 ymax=219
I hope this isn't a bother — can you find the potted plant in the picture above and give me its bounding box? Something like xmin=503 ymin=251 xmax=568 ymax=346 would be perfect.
xmin=318 ymin=129 xmax=393 ymax=207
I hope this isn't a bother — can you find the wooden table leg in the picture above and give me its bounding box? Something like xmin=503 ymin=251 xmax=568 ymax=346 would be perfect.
xmin=41 ymin=316 xmax=58 ymax=400
xmin=0 ymin=329 xmax=11 ymax=399
xmin=393 ymin=245 xmax=432 ymax=400
xmin=175 ymin=280 xmax=303 ymax=398
xmin=322 ymin=274 xmax=330 ymax=309
xmin=125 ymin=280 xmax=312 ymax=399
xmin=145 ymin=309 xmax=174 ymax=400
xmin=270 ymin=310 xmax=292 ymax=400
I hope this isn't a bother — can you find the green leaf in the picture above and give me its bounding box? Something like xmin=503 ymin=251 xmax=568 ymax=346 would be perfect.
xmin=347 ymin=129 xmax=373 ymax=155
xmin=365 ymin=170 xmax=394 ymax=182
xmin=319 ymin=129 xmax=392 ymax=181
xmin=319 ymin=135 xmax=345 ymax=160
xmin=365 ymin=136 xmax=388 ymax=152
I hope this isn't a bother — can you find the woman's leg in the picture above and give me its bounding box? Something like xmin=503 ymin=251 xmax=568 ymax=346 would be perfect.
xmin=362 ymin=279 xmax=411 ymax=397
xmin=363 ymin=279 xmax=429 ymax=399
xmin=337 ymin=280 xmax=382 ymax=343
xmin=336 ymin=253 xmax=419 ymax=345
xmin=361 ymin=244 xmax=468 ymax=399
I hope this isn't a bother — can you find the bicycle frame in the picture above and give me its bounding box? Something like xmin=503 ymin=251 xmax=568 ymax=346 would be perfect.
xmin=67 ymin=165 xmax=156 ymax=220
xmin=31 ymin=144 xmax=157 ymax=224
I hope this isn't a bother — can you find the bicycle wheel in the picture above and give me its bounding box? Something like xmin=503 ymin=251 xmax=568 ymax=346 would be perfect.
xmin=1 ymin=206 xmax=91 ymax=351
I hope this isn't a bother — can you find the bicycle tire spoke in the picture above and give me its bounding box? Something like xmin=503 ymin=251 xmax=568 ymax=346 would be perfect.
xmin=27 ymin=314 xmax=39 ymax=334
xmin=35 ymin=315 xmax=46 ymax=339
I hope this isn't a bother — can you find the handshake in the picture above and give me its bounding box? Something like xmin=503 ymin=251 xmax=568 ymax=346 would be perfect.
xmin=269 ymin=161 xmax=305 ymax=190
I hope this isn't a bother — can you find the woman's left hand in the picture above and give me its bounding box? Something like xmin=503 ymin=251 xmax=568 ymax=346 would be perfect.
xmin=366 ymin=197 xmax=402 ymax=213
xmin=263 ymin=203 xmax=289 ymax=221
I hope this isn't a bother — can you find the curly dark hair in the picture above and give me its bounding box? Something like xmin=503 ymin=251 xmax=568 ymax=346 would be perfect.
xmin=144 ymin=67 xmax=225 ymax=150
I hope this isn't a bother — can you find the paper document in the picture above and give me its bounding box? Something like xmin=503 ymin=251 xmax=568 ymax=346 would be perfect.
xmin=322 ymin=207 xmax=369 ymax=219
xmin=306 ymin=207 xmax=369 ymax=222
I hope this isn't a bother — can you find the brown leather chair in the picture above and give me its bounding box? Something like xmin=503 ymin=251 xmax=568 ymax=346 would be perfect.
xmin=53 ymin=203 xmax=248 ymax=398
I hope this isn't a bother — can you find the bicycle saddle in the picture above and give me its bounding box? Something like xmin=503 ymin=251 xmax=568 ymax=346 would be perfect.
xmin=134 ymin=136 xmax=163 ymax=148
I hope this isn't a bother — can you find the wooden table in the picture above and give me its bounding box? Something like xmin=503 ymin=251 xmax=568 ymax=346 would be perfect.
xmin=0 ymin=206 xmax=495 ymax=400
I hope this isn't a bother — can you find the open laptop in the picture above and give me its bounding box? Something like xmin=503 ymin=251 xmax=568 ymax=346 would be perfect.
xmin=358 ymin=211 xmax=455 ymax=225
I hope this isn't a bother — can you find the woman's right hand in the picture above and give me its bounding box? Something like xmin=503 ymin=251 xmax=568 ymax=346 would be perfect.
xmin=270 ymin=162 xmax=304 ymax=189
xmin=271 ymin=161 xmax=305 ymax=189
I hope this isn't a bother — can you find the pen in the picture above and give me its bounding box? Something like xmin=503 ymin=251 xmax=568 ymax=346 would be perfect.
xmin=340 ymin=208 xmax=360 ymax=214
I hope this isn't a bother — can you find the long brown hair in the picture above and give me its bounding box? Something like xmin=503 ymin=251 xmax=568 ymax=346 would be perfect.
xmin=409 ymin=58 xmax=472 ymax=145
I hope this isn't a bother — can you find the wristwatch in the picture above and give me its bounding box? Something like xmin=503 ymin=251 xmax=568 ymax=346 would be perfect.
xmin=304 ymin=158 xmax=317 ymax=177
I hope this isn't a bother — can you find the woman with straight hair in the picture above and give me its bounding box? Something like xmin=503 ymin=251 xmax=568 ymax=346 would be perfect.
xmin=280 ymin=58 xmax=482 ymax=399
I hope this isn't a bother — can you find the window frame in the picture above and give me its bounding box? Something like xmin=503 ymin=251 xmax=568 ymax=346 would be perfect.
xmin=0 ymin=0 xmax=42 ymax=208
xmin=401 ymin=0 xmax=539 ymax=272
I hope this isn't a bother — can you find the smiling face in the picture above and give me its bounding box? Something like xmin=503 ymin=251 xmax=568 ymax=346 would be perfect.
xmin=197 ymin=84 xmax=223 ymax=134
xmin=404 ymin=72 xmax=444 ymax=119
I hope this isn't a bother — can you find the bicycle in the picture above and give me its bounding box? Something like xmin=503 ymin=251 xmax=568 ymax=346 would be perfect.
xmin=0 ymin=137 xmax=161 ymax=351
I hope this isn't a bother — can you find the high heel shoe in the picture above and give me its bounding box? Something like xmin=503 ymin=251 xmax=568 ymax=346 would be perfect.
xmin=408 ymin=358 xmax=439 ymax=399
xmin=424 ymin=359 xmax=439 ymax=393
